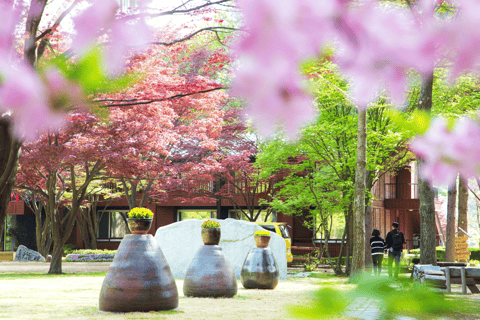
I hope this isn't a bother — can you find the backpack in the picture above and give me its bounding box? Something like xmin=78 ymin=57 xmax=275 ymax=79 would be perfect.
xmin=391 ymin=231 xmax=404 ymax=251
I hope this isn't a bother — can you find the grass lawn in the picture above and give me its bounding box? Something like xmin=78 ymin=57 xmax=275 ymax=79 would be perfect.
xmin=0 ymin=272 xmax=479 ymax=319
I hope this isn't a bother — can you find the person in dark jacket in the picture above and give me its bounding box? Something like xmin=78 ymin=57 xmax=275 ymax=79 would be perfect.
xmin=385 ymin=222 xmax=405 ymax=278
xmin=370 ymin=228 xmax=385 ymax=276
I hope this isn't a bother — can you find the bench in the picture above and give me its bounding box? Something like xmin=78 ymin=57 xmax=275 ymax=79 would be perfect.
xmin=445 ymin=267 xmax=480 ymax=294
xmin=415 ymin=265 xmax=480 ymax=294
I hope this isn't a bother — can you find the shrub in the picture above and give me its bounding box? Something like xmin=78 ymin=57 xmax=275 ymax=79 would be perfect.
xmin=408 ymin=246 xmax=445 ymax=261
xmin=469 ymin=248 xmax=480 ymax=261
xmin=63 ymin=244 xmax=77 ymax=255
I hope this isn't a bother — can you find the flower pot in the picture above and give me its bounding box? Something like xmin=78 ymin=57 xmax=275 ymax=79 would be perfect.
xmin=254 ymin=235 xmax=271 ymax=248
xmin=201 ymin=228 xmax=221 ymax=245
xmin=127 ymin=218 xmax=153 ymax=235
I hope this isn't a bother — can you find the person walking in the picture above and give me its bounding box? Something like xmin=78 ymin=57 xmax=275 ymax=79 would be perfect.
xmin=370 ymin=228 xmax=385 ymax=276
xmin=385 ymin=222 xmax=405 ymax=278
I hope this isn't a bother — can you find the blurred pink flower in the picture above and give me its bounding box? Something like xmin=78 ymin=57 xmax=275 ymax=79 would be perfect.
xmin=72 ymin=0 xmax=152 ymax=74
xmin=0 ymin=2 xmax=21 ymax=55
xmin=0 ymin=62 xmax=65 ymax=140
xmin=231 ymin=56 xmax=315 ymax=138
xmin=410 ymin=117 xmax=480 ymax=186
xmin=234 ymin=0 xmax=338 ymax=63
xmin=335 ymin=3 xmax=435 ymax=107
xmin=106 ymin=16 xmax=152 ymax=74
xmin=71 ymin=0 xmax=119 ymax=54
xmin=44 ymin=67 xmax=85 ymax=110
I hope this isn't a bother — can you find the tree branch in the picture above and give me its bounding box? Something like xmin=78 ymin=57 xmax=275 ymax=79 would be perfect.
xmin=93 ymin=86 xmax=226 ymax=107
xmin=151 ymin=27 xmax=237 ymax=46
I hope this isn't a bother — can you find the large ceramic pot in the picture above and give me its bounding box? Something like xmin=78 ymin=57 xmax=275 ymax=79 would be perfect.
xmin=127 ymin=218 xmax=153 ymax=235
xmin=99 ymin=234 xmax=178 ymax=312
xmin=254 ymin=235 xmax=271 ymax=248
xmin=183 ymin=245 xmax=237 ymax=297
xmin=201 ymin=228 xmax=221 ymax=245
xmin=241 ymin=247 xmax=279 ymax=289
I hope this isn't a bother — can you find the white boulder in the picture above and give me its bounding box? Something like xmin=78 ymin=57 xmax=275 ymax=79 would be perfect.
xmin=155 ymin=218 xmax=287 ymax=280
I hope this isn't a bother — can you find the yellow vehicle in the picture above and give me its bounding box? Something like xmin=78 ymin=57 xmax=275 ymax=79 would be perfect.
xmin=256 ymin=222 xmax=293 ymax=263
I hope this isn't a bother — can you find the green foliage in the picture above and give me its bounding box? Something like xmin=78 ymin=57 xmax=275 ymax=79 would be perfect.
xmin=289 ymin=287 xmax=348 ymax=319
xmin=290 ymin=273 xmax=456 ymax=319
xmin=127 ymin=207 xmax=154 ymax=219
xmin=257 ymin=59 xmax=412 ymax=245
xmin=469 ymin=249 xmax=480 ymax=261
xmin=201 ymin=220 xmax=220 ymax=228
xmin=408 ymin=246 xmax=445 ymax=261
xmin=63 ymin=244 xmax=77 ymax=255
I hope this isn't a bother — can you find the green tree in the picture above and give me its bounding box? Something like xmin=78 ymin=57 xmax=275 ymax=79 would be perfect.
xmin=258 ymin=59 xmax=412 ymax=274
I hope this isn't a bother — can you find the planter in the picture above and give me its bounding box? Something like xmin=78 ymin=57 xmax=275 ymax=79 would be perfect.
xmin=99 ymin=234 xmax=178 ymax=312
xmin=254 ymin=235 xmax=271 ymax=248
xmin=201 ymin=228 xmax=221 ymax=245
xmin=241 ymin=247 xmax=279 ymax=289
xmin=183 ymin=245 xmax=237 ymax=297
xmin=127 ymin=218 xmax=153 ymax=235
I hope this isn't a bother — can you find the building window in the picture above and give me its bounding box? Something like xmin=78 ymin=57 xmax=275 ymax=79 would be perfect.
xmin=98 ymin=210 xmax=128 ymax=239
xmin=177 ymin=210 xmax=216 ymax=221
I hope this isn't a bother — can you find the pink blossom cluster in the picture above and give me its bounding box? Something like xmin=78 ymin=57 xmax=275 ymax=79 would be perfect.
xmin=0 ymin=0 xmax=152 ymax=140
xmin=232 ymin=0 xmax=480 ymax=183
xmin=410 ymin=117 xmax=480 ymax=186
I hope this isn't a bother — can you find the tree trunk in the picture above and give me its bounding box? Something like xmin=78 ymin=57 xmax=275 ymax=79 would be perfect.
xmin=458 ymin=177 xmax=468 ymax=237
xmin=364 ymin=172 xmax=375 ymax=269
xmin=445 ymin=180 xmax=457 ymax=262
xmin=417 ymin=72 xmax=437 ymax=265
xmin=48 ymin=242 xmax=64 ymax=274
xmin=345 ymin=209 xmax=353 ymax=275
xmin=351 ymin=108 xmax=367 ymax=277
xmin=0 ymin=119 xmax=21 ymax=244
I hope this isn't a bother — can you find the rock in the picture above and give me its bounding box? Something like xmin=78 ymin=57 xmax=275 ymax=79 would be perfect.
xmin=14 ymin=245 xmax=45 ymax=262
xmin=155 ymin=218 xmax=287 ymax=280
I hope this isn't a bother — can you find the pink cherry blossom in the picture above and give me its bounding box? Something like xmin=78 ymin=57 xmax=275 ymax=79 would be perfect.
xmin=0 ymin=62 xmax=65 ymax=140
xmin=44 ymin=67 xmax=85 ymax=110
xmin=234 ymin=0 xmax=339 ymax=65
xmin=72 ymin=0 xmax=152 ymax=74
xmin=410 ymin=117 xmax=480 ymax=186
xmin=0 ymin=2 xmax=21 ymax=56
xmin=105 ymin=16 xmax=152 ymax=74
xmin=334 ymin=3 xmax=435 ymax=107
xmin=71 ymin=0 xmax=119 ymax=55
xmin=231 ymin=56 xmax=315 ymax=138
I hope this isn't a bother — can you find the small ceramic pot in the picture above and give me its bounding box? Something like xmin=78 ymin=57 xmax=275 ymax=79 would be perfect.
xmin=254 ymin=235 xmax=271 ymax=248
xmin=127 ymin=218 xmax=153 ymax=235
xmin=201 ymin=228 xmax=221 ymax=245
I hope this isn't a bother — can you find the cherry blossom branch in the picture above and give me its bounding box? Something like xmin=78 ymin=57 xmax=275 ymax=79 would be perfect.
xmin=93 ymin=86 xmax=226 ymax=107
xmin=152 ymin=0 xmax=234 ymax=17
xmin=151 ymin=27 xmax=237 ymax=46
xmin=35 ymin=0 xmax=82 ymax=42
